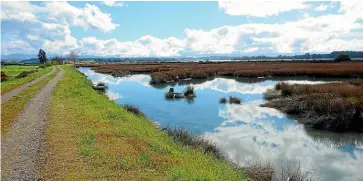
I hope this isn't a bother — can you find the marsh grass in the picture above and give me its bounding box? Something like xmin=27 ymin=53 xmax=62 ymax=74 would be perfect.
xmin=88 ymin=62 xmax=363 ymax=84
xmin=263 ymin=81 xmax=363 ymax=132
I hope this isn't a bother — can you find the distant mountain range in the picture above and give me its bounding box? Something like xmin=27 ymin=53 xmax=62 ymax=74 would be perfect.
xmin=1 ymin=51 xmax=363 ymax=63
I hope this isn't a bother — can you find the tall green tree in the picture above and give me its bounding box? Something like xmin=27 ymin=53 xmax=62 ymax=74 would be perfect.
xmin=37 ymin=49 xmax=47 ymax=64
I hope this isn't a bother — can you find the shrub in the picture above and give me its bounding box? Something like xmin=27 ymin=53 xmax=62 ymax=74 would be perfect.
xmin=229 ymin=96 xmax=241 ymax=104
xmin=1 ymin=71 xmax=7 ymax=81
xmin=45 ymin=61 xmax=52 ymax=67
xmin=123 ymin=104 xmax=145 ymax=117
xmin=183 ymin=85 xmax=195 ymax=97
xmin=38 ymin=64 xmax=46 ymax=68
xmin=334 ymin=53 xmax=351 ymax=62
xmin=219 ymin=97 xmax=227 ymax=104
xmin=15 ymin=70 xmax=37 ymax=79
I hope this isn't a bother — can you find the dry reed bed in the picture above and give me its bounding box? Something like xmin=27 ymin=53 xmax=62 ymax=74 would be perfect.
xmin=87 ymin=62 xmax=363 ymax=84
xmin=262 ymin=81 xmax=363 ymax=132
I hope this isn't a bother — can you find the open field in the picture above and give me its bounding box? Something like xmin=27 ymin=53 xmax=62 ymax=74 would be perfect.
xmin=85 ymin=61 xmax=363 ymax=84
xmin=1 ymin=66 xmax=53 ymax=94
xmin=262 ymin=81 xmax=363 ymax=132
xmin=1 ymin=67 xmax=59 ymax=135
xmin=1 ymin=65 xmax=39 ymax=77
xmin=40 ymin=65 xmax=247 ymax=180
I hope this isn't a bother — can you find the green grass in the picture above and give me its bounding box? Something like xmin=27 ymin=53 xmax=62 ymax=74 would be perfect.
xmin=1 ymin=67 xmax=59 ymax=135
xmin=1 ymin=66 xmax=53 ymax=94
xmin=41 ymin=65 xmax=247 ymax=180
xmin=1 ymin=65 xmax=39 ymax=77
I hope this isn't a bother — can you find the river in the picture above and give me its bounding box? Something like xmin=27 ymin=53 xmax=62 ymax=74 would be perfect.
xmin=79 ymin=67 xmax=363 ymax=181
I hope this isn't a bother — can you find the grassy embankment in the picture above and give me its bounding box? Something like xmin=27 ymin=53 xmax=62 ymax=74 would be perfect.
xmin=1 ymin=65 xmax=53 ymax=94
xmin=40 ymin=65 xmax=247 ymax=180
xmin=87 ymin=62 xmax=363 ymax=84
xmin=1 ymin=66 xmax=59 ymax=135
xmin=262 ymin=81 xmax=363 ymax=132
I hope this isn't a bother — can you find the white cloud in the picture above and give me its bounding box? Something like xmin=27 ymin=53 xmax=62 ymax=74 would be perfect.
xmin=103 ymin=0 xmax=126 ymax=7
xmin=80 ymin=35 xmax=185 ymax=57
xmin=26 ymin=34 xmax=39 ymax=41
xmin=1 ymin=1 xmax=119 ymax=33
xmin=1 ymin=40 xmax=37 ymax=55
xmin=1 ymin=1 xmax=363 ymax=57
xmin=218 ymin=1 xmax=309 ymax=17
xmin=315 ymin=3 xmax=329 ymax=11
xmin=243 ymin=47 xmax=259 ymax=53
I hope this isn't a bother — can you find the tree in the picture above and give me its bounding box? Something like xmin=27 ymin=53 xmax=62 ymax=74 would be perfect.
xmin=37 ymin=49 xmax=47 ymax=64
xmin=67 ymin=51 xmax=78 ymax=66
xmin=334 ymin=53 xmax=351 ymax=62
xmin=51 ymin=56 xmax=64 ymax=65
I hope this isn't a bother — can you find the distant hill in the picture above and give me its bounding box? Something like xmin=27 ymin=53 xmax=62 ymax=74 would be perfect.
xmin=1 ymin=51 xmax=363 ymax=63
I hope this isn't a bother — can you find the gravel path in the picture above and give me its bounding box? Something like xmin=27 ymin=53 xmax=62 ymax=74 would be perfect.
xmin=1 ymin=67 xmax=56 ymax=104
xmin=1 ymin=66 xmax=64 ymax=181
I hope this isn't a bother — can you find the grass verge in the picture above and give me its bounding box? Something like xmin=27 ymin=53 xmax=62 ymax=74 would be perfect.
xmin=1 ymin=66 xmax=53 ymax=94
xmin=1 ymin=67 xmax=59 ymax=135
xmin=40 ymin=65 xmax=247 ymax=180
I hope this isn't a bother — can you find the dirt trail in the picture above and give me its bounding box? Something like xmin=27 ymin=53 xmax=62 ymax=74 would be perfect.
xmin=1 ymin=67 xmax=56 ymax=104
xmin=1 ymin=66 xmax=64 ymax=181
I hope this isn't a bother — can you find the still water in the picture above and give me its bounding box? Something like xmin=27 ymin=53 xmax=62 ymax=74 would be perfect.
xmin=79 ymin=67 xmax=363 ymax=181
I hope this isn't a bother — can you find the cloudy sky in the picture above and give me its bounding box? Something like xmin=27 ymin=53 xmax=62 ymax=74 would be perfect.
xmin=1 ymin=1 xmax=363 ymax=58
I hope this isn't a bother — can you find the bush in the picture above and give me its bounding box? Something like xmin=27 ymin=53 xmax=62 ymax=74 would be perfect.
xmin=334 ymin=53 xmax=351 ymax=62
xmin=1 ymin=71 xmax=7 ymax=81
xmin=45 ymin=61 xmax=52 ymax=67
xmin=229 ymin=96 xmax=241 ymax=104
xmin=123 ymin=104 xmax=145 ymax=117
xmin=219 ymin=97 xmax=227 ymax=104
xmin=38 ymin=64 xmax=46 ymax=68
xmin=15 ymin=70 xmax=37 ymax=79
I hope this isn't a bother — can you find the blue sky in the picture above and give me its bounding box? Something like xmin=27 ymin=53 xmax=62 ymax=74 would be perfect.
xmin=1 ymin=1 xmax=363 ymax=58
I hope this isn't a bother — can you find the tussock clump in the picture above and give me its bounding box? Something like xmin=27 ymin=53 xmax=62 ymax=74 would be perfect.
xmin=123 ymin=104 xmax=145 ymax=117
xmin=219 ymin=97 xmax=227 ymax=104
xmin=165 ymin=92 xmax=174 ymax=99
xmin=243 ymin=161 xmax=317 ymax=181
xmin=244 ymin=161 xmax=274 ymax=181
xmin=165 ymin=128 xmax=226 ymax=160
xmin=229 ymin=96 xmax=242 ymax=104
xmin=183 ymin=85 xmax=196 ymax=97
